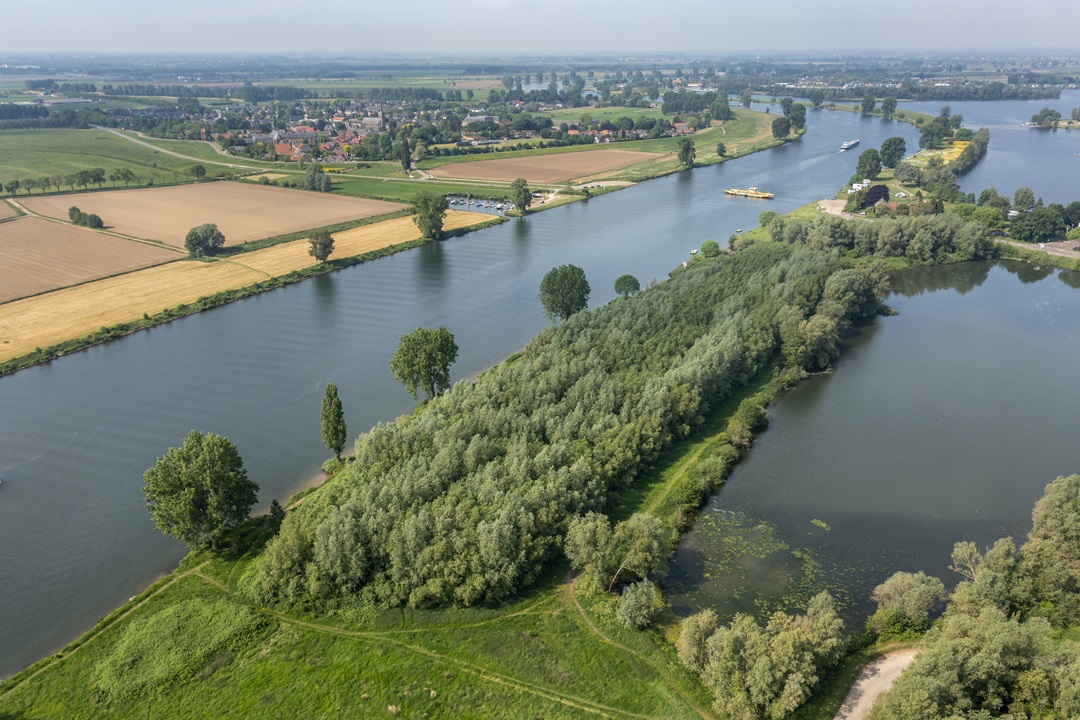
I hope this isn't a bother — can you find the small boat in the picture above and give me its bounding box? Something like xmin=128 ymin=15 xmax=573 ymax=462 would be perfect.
xmin=690 ymin=249 xmax=699 ymax=255
xmin=725 ymin=187 xmax=774 ymax=199
xmin=840 ymin=139 xmax=860 ymax=151
xmin=735 ymin=228 xmax=743 ymax=233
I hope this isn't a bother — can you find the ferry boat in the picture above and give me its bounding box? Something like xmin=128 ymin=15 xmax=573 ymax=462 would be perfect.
xmin=725 ymin=187 xmax=774 ymax=199
xmin=840 ymin=139 xmax=860 ymax=151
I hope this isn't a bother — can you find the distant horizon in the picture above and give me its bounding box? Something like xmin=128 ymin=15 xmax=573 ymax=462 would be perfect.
xmin=3 ymin=0 xmax=1079 ymax=56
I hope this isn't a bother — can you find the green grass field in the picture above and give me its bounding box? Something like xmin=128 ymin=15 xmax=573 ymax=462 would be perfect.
xmin=0 ymin=129 xmax=242 ymax=188
xmin=112 ymin=131 xmax=271 ymax=167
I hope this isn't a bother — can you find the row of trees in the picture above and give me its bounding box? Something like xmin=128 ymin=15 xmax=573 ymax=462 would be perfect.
xmin=757 ymin=212 xmax=996 ymax=264
xmin=1 ymin=166 xmax=180 ymax=197
xmin=248 ymin=240 xmax=887 ymax=610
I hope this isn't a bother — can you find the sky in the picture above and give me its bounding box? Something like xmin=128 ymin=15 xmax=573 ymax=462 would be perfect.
xmin=4 ymin=0 xmax=1080 ymax=55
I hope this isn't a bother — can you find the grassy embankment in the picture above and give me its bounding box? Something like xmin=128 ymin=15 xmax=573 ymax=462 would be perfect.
xmin=0 ymin=211 xmax=502 ymax=376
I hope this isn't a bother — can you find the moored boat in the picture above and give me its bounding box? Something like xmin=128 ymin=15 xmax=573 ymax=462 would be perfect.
xmin=725 ymin=187 xmax=774 ymax=199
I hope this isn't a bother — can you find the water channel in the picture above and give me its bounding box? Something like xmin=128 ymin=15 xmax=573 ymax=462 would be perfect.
xmin=1 ymin=97 xmax=1077 ymax=677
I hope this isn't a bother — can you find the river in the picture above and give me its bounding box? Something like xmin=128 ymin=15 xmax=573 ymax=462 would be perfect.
xmin=0 ymin=100 xmax=1075 ymax=677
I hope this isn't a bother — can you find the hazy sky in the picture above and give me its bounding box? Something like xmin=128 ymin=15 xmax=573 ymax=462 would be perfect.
xmin=5 ymin=0 xmax=1080 ymax=55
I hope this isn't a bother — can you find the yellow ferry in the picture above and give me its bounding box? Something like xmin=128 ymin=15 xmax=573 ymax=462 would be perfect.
xmin=725 ymin=186 xmax=774 ymax=199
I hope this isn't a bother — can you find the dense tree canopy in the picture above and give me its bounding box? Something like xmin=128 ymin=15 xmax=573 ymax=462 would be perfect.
xmin=538 ymin=264 xmax=591 ymax=322
xmin=677 ymin=138 xmax=696 ymax=168
xmin=855 ymin=148 xmax=882 ymax=180
xmin=771 ymin=116 xmax=791 ymax=139
xmin=320 ymin=383 xmax=346 ymax=460
xmin=184 ymin=223 xmax=225 ymax=257
xmin=411 ymin=191 xmax=449 ymax=240
xmin=250 ymin=238 xmax=891 ymax=611
xmin=143 ymin=431 xmax=258 ymax=551
xmin=879 ymin=137 xmax=906 ymax=168
xmin=308 ymin=230 xmax=335 ymax=263
xmin=389 ymin=326 xmax=459 ymax=401
xmin=614 ymin=274 xmax=641 ymax=298
xmin=509 ymin=178 xmax=532 ymax=214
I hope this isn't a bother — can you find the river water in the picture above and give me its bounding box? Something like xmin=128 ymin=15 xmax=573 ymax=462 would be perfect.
xmin=0 ymin=101 xmax=1076 ymax=676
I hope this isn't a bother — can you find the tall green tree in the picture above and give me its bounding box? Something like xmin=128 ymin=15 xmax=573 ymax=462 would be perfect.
xmin=538 ymin=264 xmax=591 ymax=322
xmin=880 ymin=96 xmax=898 ymax=118
xmin=184 ymin=223 xmax=225 ymax=257
xmin=879 ymin=136 xmax=906 ymax=168
xmin=509 ymin=178 xmax=532 ymax=214
xmin=1013 ymin=186 xmax=1037 ymax=212
xmin=677 ymin=137 xmax=696 ymax=167
xmin=855 ymin=148 xmax=882 ymax=180
xmin=614 ymin=274 xmax=641 ymax=298
xmin=787 ymin=103 xmax=807 ymax=131
xmin=739 ymin=89 xmax=753 ymax=109
xmin=320 ymin=383 xmax=346 ymax=460
xmin=715 ymin=142 xmax=727 ymax=157
xmin=308 ymin=229 xmax=335 ymax=262
xmin=188 ymin=164 xmax=207 ymax=181
xmin=143 ymin=430 xmax=258 ymax=551
xmin=861 ymin=95 xmax=876 ymax=114
xmin=771 ymin=116 xmax=791 ymax=139
xmin=411 ymin=191 xmax=449 ymax=240
xmin=389 ymin=326 xmax=459 ymax=400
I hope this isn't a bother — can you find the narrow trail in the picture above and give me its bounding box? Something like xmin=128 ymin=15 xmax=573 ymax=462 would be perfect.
xmin=100 ymin=128 xmax=255 ymax=170
xmin=0 ymin=561 xmax=212 ymax=702
xmin=564 ymin=578 xmax=715 ymax=720
xmin=263 ymin=608 xmax=647 ymax=719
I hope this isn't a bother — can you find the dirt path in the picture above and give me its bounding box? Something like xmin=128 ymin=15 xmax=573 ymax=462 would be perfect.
xmin=565 ymin=578 xmax=714 ymax=720
xmin=100 ymin=128 xmax=255 ymax=170
xmin=999 ymin=238 xmax=1080 ymax=260
xmin=833 ymin=649 xmax=918 ymax=720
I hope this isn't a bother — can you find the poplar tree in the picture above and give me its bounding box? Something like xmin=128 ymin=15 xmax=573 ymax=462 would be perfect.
xmin=320 ymin=383 xmax=346 ymax=460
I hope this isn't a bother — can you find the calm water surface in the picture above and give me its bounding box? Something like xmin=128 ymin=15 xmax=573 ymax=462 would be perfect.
xmin=666 ymin=260 xmax=1080 ymax=619
xmin=0 ymin=104 xmax=1077 ymax=676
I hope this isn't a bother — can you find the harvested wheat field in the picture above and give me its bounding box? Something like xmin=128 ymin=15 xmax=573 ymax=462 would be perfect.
xmin=0 ymin=217 xmax=182 ymax=302
xmin=236 ymin=210 xmax=484 ymax=277
xmin=0 ymin=201 xmax=19 ymax=221
xmin=429 ymin=149 xmax=660 ymax=183
xmin=21 ymin=182 xmax=405 ymax=248
xmin=0 ymin=210 xmax=489 ymax=363
xmin=245 ymin=173 xmax=290 ymax=182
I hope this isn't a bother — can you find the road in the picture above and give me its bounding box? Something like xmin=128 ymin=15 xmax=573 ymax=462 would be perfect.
xmin=833 ymin=649 xmax=918 ymax=720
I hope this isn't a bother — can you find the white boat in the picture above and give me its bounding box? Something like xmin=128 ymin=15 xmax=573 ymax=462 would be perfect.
xmin=840 ymin=139 xmax=860 ymax=151
xmin=690 ymin=249 xmax=698 ymax=255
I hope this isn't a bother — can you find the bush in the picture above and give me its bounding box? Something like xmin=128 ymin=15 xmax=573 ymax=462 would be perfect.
xmin=616 ymin=580 xmax=661 ymax=629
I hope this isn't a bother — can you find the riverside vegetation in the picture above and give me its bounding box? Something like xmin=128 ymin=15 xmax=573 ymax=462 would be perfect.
xmin=0 ymin=210 xmax=1051 ymax=719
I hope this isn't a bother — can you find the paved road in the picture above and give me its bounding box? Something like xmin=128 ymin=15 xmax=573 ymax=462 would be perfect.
xmin=834 ymin=649 xmax=918 ymax=720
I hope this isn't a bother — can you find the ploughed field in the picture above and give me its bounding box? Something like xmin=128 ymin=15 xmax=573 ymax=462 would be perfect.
xmin=428 ymin=149 xmax=661 ymax=183
xmin=0 ymin=211 xmax=487 ymax=363
xmin=20 ymin=182 xmax=405 ymax=247
xmin=0 ymin=217 xmax=181 ymax=302
xmin=0 ymin=200 xmax=18 ymax=220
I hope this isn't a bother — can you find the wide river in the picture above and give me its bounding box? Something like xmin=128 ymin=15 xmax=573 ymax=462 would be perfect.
xmin=1 ymin=94 xmax=1078 ymax=677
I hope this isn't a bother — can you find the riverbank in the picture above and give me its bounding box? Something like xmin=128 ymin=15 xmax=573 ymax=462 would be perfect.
xmin=0 ymin=211 xmax=503 ymax=376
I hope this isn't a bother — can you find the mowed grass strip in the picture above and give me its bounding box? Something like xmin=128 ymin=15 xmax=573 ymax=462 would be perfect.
xmin=0 ymin=211 xmax=487 ymax=363
xmin=0 ymin=217 xmax=182 ymax=302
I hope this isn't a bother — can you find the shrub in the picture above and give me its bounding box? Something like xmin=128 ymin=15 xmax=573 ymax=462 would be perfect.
xmin=617 ymin=580 xmax=661 ymax=629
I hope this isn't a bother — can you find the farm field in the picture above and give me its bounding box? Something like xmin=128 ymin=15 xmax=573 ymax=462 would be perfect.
xmin=428 ymin=149 xmax=661 ymax=183
xmin=0 ymin=129 xmax=234 ymax=185
xmin=21 ymin=182 xmax=405 ymax=247
xmin=0 ymin=210 xmax=486 ymax=363
xmin=0 ymin=200 xmax=18 ymax=220
xmin=0 ymin=217 xmax=181 ymax=302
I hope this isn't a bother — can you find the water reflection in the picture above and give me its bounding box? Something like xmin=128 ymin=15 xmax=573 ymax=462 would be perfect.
xmin=889 ymin=261 xmax=992 ymax=297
